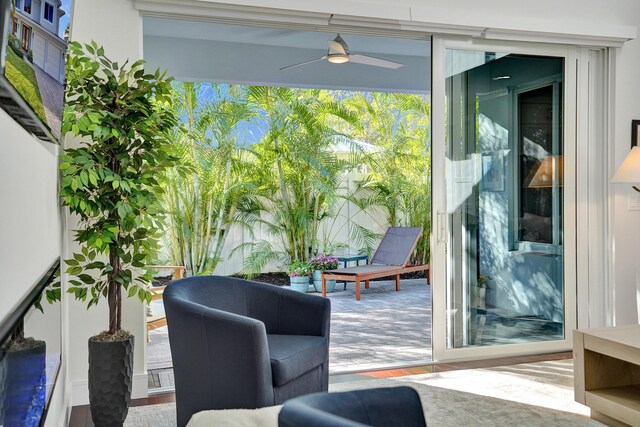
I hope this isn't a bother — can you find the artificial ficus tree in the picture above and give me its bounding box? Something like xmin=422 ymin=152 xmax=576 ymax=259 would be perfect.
xmin=60 ymin=41 xmax=179 ymax=335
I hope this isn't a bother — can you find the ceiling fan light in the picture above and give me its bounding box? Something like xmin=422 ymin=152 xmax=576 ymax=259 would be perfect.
xmin=328 ymin=54 xmax=349 ymax=64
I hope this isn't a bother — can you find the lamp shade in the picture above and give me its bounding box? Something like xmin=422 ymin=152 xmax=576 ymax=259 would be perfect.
xmin=612 ymin=146 xmax=640 ymax=183
xmin=524 ymin=155 xmax=563 ymax=188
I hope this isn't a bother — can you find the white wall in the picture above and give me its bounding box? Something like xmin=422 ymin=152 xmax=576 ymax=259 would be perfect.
xmin=185 ymin=0 xmax=636 ymax=43
xmin=0 ymin=108 xmax=60 ymax=327
xmin=0 ymin=109 xmax=68 ymax=425
xmin=611 ymin=6 xmax=640 ymax=325
xmin=65 ymin=0 xmax=148 ymax=405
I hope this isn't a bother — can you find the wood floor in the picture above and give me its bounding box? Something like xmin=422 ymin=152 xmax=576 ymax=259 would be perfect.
xmin=68 ymin=351 xmax=572 ymax=427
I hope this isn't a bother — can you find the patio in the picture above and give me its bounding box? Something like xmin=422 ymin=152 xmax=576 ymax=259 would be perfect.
xmin=147 ymin=277 xmax=431 ymax=391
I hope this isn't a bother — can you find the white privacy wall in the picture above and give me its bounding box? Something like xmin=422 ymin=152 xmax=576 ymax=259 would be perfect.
xmin=60 ymin=0 xmax=640 ymax=410
xmin=211 ymin=172 xmax=389 ymax=276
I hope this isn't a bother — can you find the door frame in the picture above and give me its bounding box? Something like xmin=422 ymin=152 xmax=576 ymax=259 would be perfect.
xmin=431 ymin=37 xmax=579 ymax=362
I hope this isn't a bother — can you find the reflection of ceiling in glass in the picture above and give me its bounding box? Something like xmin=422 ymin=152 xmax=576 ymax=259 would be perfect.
xmin=445 ymin=50 xmax=508 ymax=78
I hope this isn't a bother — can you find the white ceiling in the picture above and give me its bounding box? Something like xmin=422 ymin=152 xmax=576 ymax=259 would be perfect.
xmin=142 ymin=17 xmax=431 ymax=93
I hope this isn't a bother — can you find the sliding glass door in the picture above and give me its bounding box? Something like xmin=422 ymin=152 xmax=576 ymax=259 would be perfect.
xmin=431 ymin=40 xmax=577 ymax=360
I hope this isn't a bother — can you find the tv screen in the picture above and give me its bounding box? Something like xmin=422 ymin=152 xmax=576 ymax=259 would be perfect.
xmin=0 ymin=0 xmax=72 ymax=143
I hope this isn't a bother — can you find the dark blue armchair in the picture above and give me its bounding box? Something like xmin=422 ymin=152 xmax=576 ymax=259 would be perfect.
xmin=164 ymin=276 xmax=331 ymax=427
xmin=278 ymin=386 xmax=427 ymax=427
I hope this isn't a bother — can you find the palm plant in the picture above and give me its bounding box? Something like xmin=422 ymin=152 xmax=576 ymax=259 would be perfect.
xmin=235 ymin=87 xmax=356 ymax=275
xmin=343 ymin=92 xmax=432 ymax=263
xmin=161 ymin=83 xmax=256 ymax=275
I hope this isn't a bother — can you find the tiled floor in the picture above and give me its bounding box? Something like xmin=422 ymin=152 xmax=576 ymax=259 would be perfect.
xmin=325 ymin=278 xmax=432 ymax=371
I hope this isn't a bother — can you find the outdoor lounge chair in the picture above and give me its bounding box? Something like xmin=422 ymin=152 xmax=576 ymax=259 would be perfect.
xmin=322 ymin=227 xmax=429 ymax=300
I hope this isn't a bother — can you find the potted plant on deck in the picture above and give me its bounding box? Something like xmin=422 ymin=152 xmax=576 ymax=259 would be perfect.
xmin=308 ymin=254 xmax=340 ymax=293
xmin=288 ymin=260 xmax=311 ymax=293
xmin=60 ymin=41 xmax=178 ymax=426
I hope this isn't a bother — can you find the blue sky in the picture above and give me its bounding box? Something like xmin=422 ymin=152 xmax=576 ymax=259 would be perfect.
xmin=59 ymin=0 xmax=72 ymax=38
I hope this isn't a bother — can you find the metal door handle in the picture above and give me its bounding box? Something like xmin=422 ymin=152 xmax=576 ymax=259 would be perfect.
xmin=437 ymin=211 xmax=447 ymax=243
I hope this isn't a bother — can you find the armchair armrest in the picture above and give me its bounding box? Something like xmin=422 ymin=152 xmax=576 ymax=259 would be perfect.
xmin=275 ymin=290 xmax=331 ymax=337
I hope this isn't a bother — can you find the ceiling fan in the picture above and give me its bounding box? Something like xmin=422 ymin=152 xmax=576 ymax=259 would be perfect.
xmin=280 ymin=34 xmax=405 ymax=71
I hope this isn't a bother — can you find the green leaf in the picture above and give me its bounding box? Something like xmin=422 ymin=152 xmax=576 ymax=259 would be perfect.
xmin=117 ymin=204 xmax=127 ymax=219
xmin=78 ymin=274 xmax=95 ymax=284
xmin=67 ymin=266 xmax=83 ymax=275
xmin=85 ymin=261 xmax=104 ymax=270
xmin=128 ymin=285 xmax=138 ymax=298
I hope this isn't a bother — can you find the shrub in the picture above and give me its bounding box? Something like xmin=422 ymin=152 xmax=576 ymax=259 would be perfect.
xmin=8 ymin=33 xmax=23 ymax=57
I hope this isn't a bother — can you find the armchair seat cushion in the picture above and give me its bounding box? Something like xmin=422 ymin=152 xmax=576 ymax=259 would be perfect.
xmin=267 ymin=334 xmax=328 ymax=386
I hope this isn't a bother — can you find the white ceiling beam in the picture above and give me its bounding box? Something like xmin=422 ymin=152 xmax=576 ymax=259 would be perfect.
xmin=134 ymin=0 xmax=636 ymax=47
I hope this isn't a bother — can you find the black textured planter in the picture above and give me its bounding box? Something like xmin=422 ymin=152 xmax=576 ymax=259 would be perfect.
xmin=88 ymin=335 xmax=134 ymax=427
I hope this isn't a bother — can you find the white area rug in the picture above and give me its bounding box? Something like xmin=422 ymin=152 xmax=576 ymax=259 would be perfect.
xmin=126 ymin=359 xmax=602 ymax=427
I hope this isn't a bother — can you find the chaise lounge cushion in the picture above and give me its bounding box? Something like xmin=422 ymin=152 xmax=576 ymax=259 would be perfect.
xmin=267 ymin=334 xmax=328 ymax=386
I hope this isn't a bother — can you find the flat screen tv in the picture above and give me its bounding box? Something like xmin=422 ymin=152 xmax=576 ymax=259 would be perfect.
xmin=0 ymin=0 xmax=72 ymax=143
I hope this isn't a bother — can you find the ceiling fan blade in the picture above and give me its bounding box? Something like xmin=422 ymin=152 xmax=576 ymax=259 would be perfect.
xmin=328 ymin=40 xmax=347 ymax=55
xmin=280 ymin=56 xmax=326 ymax=71
xmin=349 ymin=54 xmax=405 ymax=69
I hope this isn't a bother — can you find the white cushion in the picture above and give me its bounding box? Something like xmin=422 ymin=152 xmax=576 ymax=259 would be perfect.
xmin=187 ymin=405 xmax=281 ymax=427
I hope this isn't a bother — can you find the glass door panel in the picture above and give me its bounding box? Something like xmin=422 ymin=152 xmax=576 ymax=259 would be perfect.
xmin=444 ymin=50 xmax=565 ymax=349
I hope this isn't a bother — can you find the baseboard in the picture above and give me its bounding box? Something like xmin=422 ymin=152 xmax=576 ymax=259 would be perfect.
xmin=72 ymin=372 xmax=148 ymax=406
xmin=132 ymin=372 xmax=149 ymax=399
